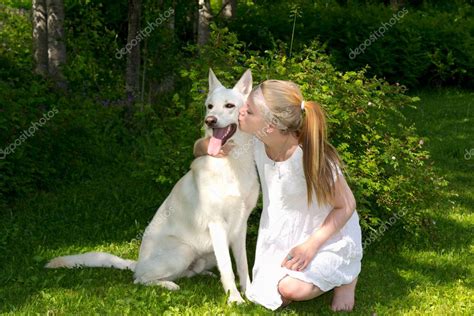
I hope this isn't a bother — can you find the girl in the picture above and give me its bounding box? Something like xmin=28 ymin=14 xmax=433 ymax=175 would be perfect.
xmin=194 ymin=80 xmax=363 ymax=311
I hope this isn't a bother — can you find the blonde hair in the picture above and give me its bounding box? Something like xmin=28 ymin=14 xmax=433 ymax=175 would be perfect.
xmin=254 ymin=80 xmax=342 ymax=206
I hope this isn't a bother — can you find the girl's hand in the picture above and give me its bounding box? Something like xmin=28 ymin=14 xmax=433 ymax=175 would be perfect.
xmin=193 ymin=137 xmax=209 ymax=157
xmin=281 ymin=239 xmax=319 ymax=272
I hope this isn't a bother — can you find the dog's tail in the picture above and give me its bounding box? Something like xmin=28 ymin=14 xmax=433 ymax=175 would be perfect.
xmin=45 ymin=252 xmax=136 ymax=271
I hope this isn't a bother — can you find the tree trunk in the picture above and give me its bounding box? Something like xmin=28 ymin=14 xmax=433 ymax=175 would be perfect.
xmin=223 ymin=0 xmax=237 ymax=19
xmin=126 ymin=0 xmax=142 ymax=101
xmin=197 ymin=0 xmax=211 ymax=46
xmin=162 ymin=0 xmax=176 ymax=95
xmin=169 ymin=0 xmax=176 ymax=32
xmin=390 ymin=0 xmax=405 ymax=10
xmin=32 ymin=0 xmax=48 ymax=77
xmin=46 ymin=0 xmax=66 ymax=83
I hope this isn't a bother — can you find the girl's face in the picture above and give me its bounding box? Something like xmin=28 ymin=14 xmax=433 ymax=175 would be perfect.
xmin=238 ymin=92 xmax=267 ymax=135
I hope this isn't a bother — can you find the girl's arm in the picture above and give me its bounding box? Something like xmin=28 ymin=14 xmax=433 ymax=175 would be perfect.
xmin=282 ymin=174 xmax=356 ymax=271
xmin=193 ymin=137 xmax=210 ymax=157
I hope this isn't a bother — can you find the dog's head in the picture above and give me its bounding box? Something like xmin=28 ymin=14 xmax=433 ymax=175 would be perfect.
xmin=204 ymin=69 xmax=252 ymax=155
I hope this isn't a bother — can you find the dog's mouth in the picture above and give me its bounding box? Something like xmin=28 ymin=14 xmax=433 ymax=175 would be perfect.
xmin=207 ymin=124 xmax=237 ymax=156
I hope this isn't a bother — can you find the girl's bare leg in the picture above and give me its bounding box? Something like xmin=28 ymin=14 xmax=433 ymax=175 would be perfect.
xmin=277 ymin=276 xmax=324 ymax=307
xmin=278 ymin=275 xmax=358 ymax=312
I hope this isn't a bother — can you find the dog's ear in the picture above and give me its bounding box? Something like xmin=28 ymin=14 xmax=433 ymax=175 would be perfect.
xmin=209 ymin=68 xmax=224 ymax=93
xmin=233 ymin=69 xmax=253 ymax=98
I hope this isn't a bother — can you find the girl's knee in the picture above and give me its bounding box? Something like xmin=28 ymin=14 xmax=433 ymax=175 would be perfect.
xmin=277 ymin=278 xmax=293 ymax=299
xmin=278 ymin=276 xmax=314 ymax=301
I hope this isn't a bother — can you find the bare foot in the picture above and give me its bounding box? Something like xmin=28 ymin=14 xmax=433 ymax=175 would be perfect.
xmin=331 ymin=277 xmax=358 ymax=312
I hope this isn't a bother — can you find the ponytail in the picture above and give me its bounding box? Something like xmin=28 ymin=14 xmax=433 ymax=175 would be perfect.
xmin=299 ymin=101 xmax=341 ymax=206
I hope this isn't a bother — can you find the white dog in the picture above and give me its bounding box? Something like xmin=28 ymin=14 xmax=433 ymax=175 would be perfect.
xmin=46 ymin=69 xmax=259 ymax=304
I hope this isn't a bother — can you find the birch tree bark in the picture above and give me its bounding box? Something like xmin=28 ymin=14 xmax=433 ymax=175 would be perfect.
xmin=126 ymin=0 xmax=142 ymax=100
xmin=46 ymin=0 xmax=66 ymax=83
xmin=197 ymin=0 xmax=211 ymax=46
xmin=169 ymin=0 xmax=176 ymax=32
xmin=223 ymin=0 xmax=237 ymax=19
xmin=32 ymin=0 xmax=48 ymax=76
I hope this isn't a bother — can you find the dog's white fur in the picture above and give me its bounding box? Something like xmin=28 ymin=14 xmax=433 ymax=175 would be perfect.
xmin=46 ymin=69 xmax=259 ymax=304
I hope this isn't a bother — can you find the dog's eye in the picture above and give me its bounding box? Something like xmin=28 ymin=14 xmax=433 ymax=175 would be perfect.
xmin=207 ymin=104 xmax=213 ymax=109
xmin=225 ymin=103 xmax=235 ymax=109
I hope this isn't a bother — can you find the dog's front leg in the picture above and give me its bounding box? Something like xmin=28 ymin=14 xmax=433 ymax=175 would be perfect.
xmin=208 ymin=222 xmax=244 ymax=304
xmin=231 ymin=223 xmax=250 ymax=294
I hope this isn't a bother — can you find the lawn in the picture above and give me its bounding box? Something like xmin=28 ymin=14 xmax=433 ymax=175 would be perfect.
xmin=0 ymin=89 xmax=472 ymax=315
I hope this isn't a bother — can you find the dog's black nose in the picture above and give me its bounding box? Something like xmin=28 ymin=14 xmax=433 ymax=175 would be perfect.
xmin=205 ymin=116 xmax=217 ymax=127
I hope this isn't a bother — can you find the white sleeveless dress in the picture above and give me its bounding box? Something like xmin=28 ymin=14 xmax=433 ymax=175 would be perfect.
xmin=245 ymin=138 xmax=363 ymax=310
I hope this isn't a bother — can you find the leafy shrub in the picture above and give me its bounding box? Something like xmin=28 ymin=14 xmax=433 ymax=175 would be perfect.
xmin=1 ymin=1 xmax=446 ymax=242
xmin=0 ymin=82 xmax=129 ymax=206
xmin=0 ymin=5 xmax=129 ymax=208
xmin=173 ymin=26 xmax=445 ymax=237
xmin=227 ymin=1 xmax=474 ymax=89
xmin=63 ymin=1 xmax=124 ymax=98
xmin=129 ymin=97 xmax=202 ymax=192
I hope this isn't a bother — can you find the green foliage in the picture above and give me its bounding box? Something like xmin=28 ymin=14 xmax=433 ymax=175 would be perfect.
xmin=176 ymin=26 xmax=446 ymax=235
xmin=64 ymin=1 xmax=124 ymax=98
xmin=0 ymin=82 xmax=129 ymax=206
xmin=0 ymin=0 xmax=30 ymax=10
xmin=0 ymin=0 xmax=448 ymax=237
xmin=0 ymin=5 xmax=32 ymax=75
xmin=0 ymin=4 xmax=129 ymax=208
xmin=129 ymin=98 xmax=201 ymax=189
xmin=227 ymin=1 xmax=474 ymax=88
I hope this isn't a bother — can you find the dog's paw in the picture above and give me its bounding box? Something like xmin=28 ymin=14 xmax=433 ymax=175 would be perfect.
xmin=159 ymin=281 xmax=180 ymax=291
xmin=137 ymin=279 xmax=181 ymax=291
xmin=227 ymin=293 xmax=245 ymax=305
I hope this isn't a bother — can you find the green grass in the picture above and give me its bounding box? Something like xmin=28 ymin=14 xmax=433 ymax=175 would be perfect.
xmin=0 ymin=89 xmax=472 ymax=315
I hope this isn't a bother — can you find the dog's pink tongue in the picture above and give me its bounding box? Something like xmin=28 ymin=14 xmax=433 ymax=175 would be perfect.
xmin=208 ymin=137 xmax=223 ymax=156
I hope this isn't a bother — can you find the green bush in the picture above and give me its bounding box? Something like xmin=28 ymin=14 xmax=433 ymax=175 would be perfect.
xmin=172 ymin=26 xmax=445 ymax=237
xmin=227 ymin=1 xmax=474 ymax=89
xmin=129 ymin=97 xmax=202 ymax=191
xmin=1 ymin=1 xmax=446 ymax=241
xmin=0 ymin=82 xmax=129 ymax=206
xmin=63 ymin=1 xmax=124 ymax=98
xmin=0 ymin=5 xmax=129 ymax=208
